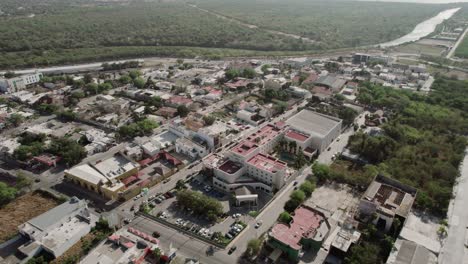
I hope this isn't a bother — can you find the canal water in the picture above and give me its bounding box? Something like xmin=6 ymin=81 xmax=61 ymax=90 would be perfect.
xmin=378 ymin=7 xmax=460 ymax=47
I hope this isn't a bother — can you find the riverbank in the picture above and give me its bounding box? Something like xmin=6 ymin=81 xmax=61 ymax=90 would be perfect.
xmin=379 ymin=7 xmax=460 ymax=47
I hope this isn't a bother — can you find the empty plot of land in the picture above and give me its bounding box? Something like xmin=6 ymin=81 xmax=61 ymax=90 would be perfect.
xmin=395 ymin=43 xmax=447 ymax=56
xmin=399 ymin=211 xmax=442 ymax=254
xmin=304 ymin=183 xmax=360 ymax=218
xmin=0 ymin=192 xmax=60 ymax=243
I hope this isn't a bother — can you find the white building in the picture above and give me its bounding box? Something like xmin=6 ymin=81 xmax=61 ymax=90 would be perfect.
xmin=175 ymin=137 xmax=209 ymax=160
xmin=236 ymin=109 xmax=263 ymax=126
xmin=0 ymin=72 xmax=43 ymax=93
xmin=212 ymin=124 xmax=288 ymax=194
xmin=18 ymin=197 xmax=98 ymax=259
xmin=285 ymin=109 xmax=342 ymax=154
xmin=196 ymin=122 xmax=230 ymax=150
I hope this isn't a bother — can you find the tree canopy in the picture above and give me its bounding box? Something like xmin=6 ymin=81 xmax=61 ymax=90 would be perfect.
xmin=350 ymin=79 xmax=467 ymax=215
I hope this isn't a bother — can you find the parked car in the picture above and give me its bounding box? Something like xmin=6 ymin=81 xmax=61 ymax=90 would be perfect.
xmin=225 ymin=233 xmax=233 ymax=239
xmin=123 ymin=218 xmax=131 ymax=224
xmin=228 ymin=246 xmax=237 ymax=255
xmin=255 ymin=221 xmax=263 ymax=229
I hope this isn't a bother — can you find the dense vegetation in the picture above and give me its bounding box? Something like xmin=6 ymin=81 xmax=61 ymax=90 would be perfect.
xmin=13 ymin=132 xmax=87 ymax=166
xmin=347 ymin=79 xmax=467 ymax=215
xmin=0 ymin=0 xmax=454 ymax=68
xmin=0 ymin=1 xmax=311 ymax=69
xmin=176 ymin=189 xmax=223 ymax=221
xmin=196 ymin=0 xmax=448 ymax=48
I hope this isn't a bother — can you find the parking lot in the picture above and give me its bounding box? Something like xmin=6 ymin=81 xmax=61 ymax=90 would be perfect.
xmin=138 ymin=172 xmax=271 ymax=245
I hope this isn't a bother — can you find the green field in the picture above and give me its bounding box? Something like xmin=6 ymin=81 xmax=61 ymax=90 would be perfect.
xmin=455 ymin=34 xmax=468 ymax=58
xmin=0 ymin=0 xmax=460 ymax=69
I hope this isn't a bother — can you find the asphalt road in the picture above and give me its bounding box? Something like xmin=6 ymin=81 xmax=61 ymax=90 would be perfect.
xmin=439 ymin=148 xmax=468 ymax=264
xmin=446 ymin=27 xmax=468 ymax=59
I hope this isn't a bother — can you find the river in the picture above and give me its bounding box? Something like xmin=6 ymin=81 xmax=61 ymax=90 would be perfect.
xmin=378 ymin=7 xmax=460 ymax=48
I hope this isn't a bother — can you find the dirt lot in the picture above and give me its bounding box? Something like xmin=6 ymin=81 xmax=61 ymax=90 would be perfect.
xmin=0 ymin=192 xmax=61 ymax=243
xmin=50 ymin=233 xmax=95 ymax=264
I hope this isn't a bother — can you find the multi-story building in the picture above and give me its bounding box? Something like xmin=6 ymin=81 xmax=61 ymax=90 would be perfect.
xmin=212 ymin=124 xmax=288 ymax=194
xmin=285 ymin=109 xmax=342 ymax=155
xmin=18 ymin=197 xmax=98 ymax=259
xmin=0 ymin=72 xmax=43 ymax=93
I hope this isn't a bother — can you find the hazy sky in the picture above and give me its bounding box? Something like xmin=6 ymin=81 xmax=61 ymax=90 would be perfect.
xmin=362 ymin=0 xmax=468 ymax=3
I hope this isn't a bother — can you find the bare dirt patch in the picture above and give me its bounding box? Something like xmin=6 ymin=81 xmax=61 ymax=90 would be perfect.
xmin=50 ymin=233 xmax=95 ymax=264
xmin=0 ymin=192 xmax=61 ymax=243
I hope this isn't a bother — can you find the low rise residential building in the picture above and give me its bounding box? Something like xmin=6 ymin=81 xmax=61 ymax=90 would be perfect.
xmin=64 ymin=153 xmax=140 ymax=200
xmin=80 ymin=227 xmax=161 ymax=264
xmin=175 ymin=137 xmax=209 ymax=160
xmin=236 ymin=109 xmax=263 ymax=126
xmin=269 ymin=206 xmax=330 ymax=261
xmin=196 ymin=122 xmax=230 ymax=150
xmin=18 ymin=197 xmax=97 ymax=259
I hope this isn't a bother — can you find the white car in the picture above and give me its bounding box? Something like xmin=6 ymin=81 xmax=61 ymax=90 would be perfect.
xmin=199 ymin=228 xmax=206 ymax=235
xmin=255 ymin=221 xmax=263 ymax=229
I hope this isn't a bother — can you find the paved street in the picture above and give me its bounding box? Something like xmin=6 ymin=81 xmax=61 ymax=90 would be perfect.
xmin=439 ymin=148 xmax=468 ymax=264
xmin=317 ymin=111 xmax=367 ymax=165
xmin=132 ymin=108 xmax=366 ymax=262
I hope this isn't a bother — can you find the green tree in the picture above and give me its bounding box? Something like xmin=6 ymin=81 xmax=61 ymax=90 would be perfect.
xmin=85 ymin=83 xmax=99 ymax=95
xmin=0 ymin=182 xmax=17 ymax=206
xmin=177 ymin=105 xmax=189 ymax=117
xmin=119 ymin=75 xmax=132 ymax=84
xmin=290 ymin=190 xmax=306 ymax=203
xmin=133 ymin=77 xmax=146 ymax=89
xmin=16 ymin=172 xmax=32 ymax=190
xmin=312 ymin=162 xmax=331 ymax=182
xmin=153 ymin=248 xmax=161 ymax=260
xmin=284 ymin=198 xmax=301 ymax=212
xmin=70 ymin=90 xmax=85 ymax=99
xmin=48 ymin=137 xmax=86 ymax=166
xmin=344 ymin=242 xmax=380 ymax=264
xmin=57 ymin=110 xmax=78 ymax=122
xmin=7 ymin=113 xmax=24 ymax=127
xmin=129 ymin=70 xmax=142 ymax=80
xmin=83 ymin=74 xmax=93 ymax=84
xmin=203 ymin=115 xmax=216 ymax=126
xmin=3 ymin=71 xmax=16 ymax=79
xmin=246 ymin=238 xmax=261 ymax=257
xmin=278 ymin=211 xmax=292 ymax=223
xmin=176 ymin=190 xmax=223 ymax=222
xmin=299 ymin=180 xmax=315 ymax=197
xmin=147 ymin=96 xmax=162 ymax=108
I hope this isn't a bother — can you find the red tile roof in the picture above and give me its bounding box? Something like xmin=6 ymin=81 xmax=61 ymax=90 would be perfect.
xmin=247 ymin=153 xmax=286 ymax=173
xmin=218 ymin=160 xmax=243 ymax=174
xmin=302 ymin=73 xmax=319 ymax=84
xmin=311 ymin=86 xmax=333 ymax=96
xmin=285 ymin=130 xmax=309 ymax=142
xmin=168 ymin=96 xmax=192 ymax=105
xmin=271 ymin=207 xmax=324 ymax=250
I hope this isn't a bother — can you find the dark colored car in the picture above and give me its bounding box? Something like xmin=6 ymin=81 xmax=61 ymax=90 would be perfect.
xmin=228 ymin=246 xmax=237 ymax=255
xmin=152 ymin=231 xmax=161 ymax=238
